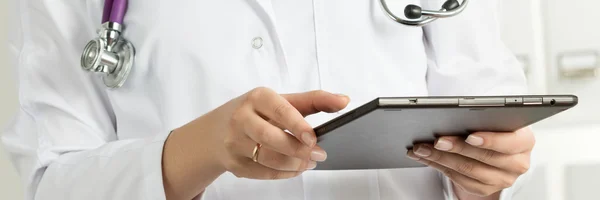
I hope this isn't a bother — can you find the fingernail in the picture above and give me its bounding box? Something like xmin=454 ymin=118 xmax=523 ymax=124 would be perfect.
xmin=336 ymin=94 xmax=350 ymax=102
xmin=311 ymin=149 xmax=328 ymax=162
xmin=301 ymin=132 xmax=315 ymax=146
xmin=307 ymin=161 xmax=317 ymax=170
xmin=466 ymin=135 xmax=484 ymax=146
xmin=435 ymin=139 xmax=453 ymax=151
xmin=414 ymin=146 xmax=432 ymax=157
xmin=406 ymin=150 xmax=420 ymax=161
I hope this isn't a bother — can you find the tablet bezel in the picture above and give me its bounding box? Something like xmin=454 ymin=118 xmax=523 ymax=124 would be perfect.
xmin=312 ymin=95 xmax=578 ymax=170
xmin=314 ymin=95 xmax=578 ymax=137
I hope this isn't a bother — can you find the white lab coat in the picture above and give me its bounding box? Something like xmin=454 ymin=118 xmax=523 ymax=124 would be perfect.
xmin=2 ymin=0 xmax=530 ymax=199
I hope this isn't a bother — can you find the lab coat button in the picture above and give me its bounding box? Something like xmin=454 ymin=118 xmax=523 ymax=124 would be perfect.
xmin=252 ymin=37 xmax=263 ymax=49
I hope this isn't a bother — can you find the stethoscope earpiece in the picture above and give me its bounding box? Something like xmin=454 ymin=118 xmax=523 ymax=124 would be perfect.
xmin=442 ymin=0 xmax=460 ymax=11
xmin=403 ymin=0 xmax=461 ymax=20
xmin=381 ymin=0 xmax=469 ymax=26
xmin=404 ymin=5 xmax=422 ymax=19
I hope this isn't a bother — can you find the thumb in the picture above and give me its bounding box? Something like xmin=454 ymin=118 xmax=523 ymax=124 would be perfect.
xmin=282 ymin=90 xmax=350 ymax=116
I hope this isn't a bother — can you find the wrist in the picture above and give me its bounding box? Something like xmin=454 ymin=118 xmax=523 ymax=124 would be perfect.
xmin=162 ymin=116 xmax=226 ymax=200
xmin=172 ymin=123 xmax=227 ymax=175
xmin=452 ymin=182 xmax=500 ymax=200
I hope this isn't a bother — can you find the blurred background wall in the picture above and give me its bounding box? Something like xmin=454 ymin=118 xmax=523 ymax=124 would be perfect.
xmin=0 ymin=0 xmax=598 ymax=199
xmin=498 ymin=1 xmax=600 ymax=200
xmin=0 ymin=0 xmax=24 ymax=199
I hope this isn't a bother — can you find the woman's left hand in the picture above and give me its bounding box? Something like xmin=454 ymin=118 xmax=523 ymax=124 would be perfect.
xmin=407 ymin=128 xmax=535 ymax=198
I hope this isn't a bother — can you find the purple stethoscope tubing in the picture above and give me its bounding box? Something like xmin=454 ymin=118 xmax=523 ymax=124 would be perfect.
xmin=102 ymin=0 xmax=127 ymax=24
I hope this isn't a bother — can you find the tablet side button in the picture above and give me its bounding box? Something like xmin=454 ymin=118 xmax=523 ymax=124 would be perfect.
xmin=523 ymin=97 xmax=543 ymax=105
xmin=379 ymin=99 xmax=412 ymax=106
xmin=505 ymin=97 xmax=524 ymax=106
xmin=459 ymin=98 xmax=505 ymax=107
xmin=417 ymin=98 xmax=459 ymax=106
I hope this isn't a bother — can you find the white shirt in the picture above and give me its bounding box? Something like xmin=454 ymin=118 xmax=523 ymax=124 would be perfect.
xmin=2 ymin=0 xmax=529 ymax=199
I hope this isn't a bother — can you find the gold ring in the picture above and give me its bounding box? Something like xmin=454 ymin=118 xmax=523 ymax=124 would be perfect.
xmin=252 ymin=143 xmax=262 ymax=162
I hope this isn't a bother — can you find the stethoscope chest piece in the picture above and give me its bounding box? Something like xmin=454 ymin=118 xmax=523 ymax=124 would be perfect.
xmin=81 ymin=22 xmax=135 ymax=88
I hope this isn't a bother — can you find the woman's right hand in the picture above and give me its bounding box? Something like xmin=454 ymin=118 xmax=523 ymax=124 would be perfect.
xmin=210 ymin=87 xmax=350 ymax=179
xmin=163 ymin=87 xmax=350 ymax=200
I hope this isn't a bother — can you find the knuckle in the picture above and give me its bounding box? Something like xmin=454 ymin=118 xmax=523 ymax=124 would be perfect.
xmin=454 ymin=144 xmax=465 ymax=154
xmin=292 ymin=143 xmax=303 ymax=157
xmin=499 ymin=176 xmax=517 ymax=188
xmin=313 ymin=90 xmax=327 ymax=97
xmin=224 ymin=159 xmax=242 ymax=173
xmin=467 ymin=186 xmax=494 ymax=197
xmin=421 ymin=159 xmax=433 ymax=166
xmin=230 ymin=108 xmax=247 ymax=127
xmin=292 ymin=144 xmax=310 ymax=159
xmin=481 ymin=179 xmax=496 ymax=186
xmin=456 ymin=161 xmax=475 ymax=175
xmin=272 ymin=103 xmax=292 ymax=118
xmin=290 ymin=120 xmax=305 ymax=134
xmin=269 ymin=154 xmax=287 ymax=168
xmin=248 ymin=87 xmax=270 ymax=102
xmin=441 ymin=168 xmax=455 ymax=180
xmin=253 ymin=126 xmax=271 ymax=144
xmin=269 ymin=170 xmax=282 ymax=180
xmin=479 ymin=150 xmax=497 ymax=162
xmin=223 ymin=137 xmax=237 ymax=151
xmin=514 ymin=159 xmax=531 ymax=174
xmin=429 ymin=150 xmax=442 ymax=162
xmin=476 ymin=189 xmax=494 ymax=197
xmin=484 ymin=189 xmax=498 ymax=197
xmin=296 ymin=161 xmax=308 ymax=172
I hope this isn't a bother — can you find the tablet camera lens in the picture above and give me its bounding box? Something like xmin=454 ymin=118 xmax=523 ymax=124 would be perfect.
xmin=550 ymin=99 xmax=556 ymax=106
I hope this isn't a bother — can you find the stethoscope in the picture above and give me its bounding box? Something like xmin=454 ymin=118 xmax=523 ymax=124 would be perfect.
xmin=81 ymin=0 xmax=469 ymax=88
xmin=81 ymin=0 xmax=133 ymax=88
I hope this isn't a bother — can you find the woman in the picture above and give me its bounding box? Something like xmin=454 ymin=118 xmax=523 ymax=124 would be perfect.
xmin=2 ymin=0 xmax=535 ymax=199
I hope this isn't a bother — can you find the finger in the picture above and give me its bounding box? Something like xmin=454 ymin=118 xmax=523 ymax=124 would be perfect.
xmin=465 ymin=128 xmax=535 ymax=154
xmin=248 ymin=88 xmax=316 ymax=147
xmin=267 ymin=119 xmax=285 ymax=129
xmin=238 ymin=112 xmax=319 ymax=161
xmin=282 ymin=90 xmax=350 ymax=116
xmin=232 ymin=157 xmax=304 ymax=180
xmin=258 ymin=146 xmax=318 ymax=171
xmin=434 ymin=136 xmax=531 ymax=174
xmin=237 ymin=138 xmax=317 ymax=171
xmin=407 ymin=151 xmax=500 ymax=197
xmin=412 ymin=144 xmax=517 ymax=187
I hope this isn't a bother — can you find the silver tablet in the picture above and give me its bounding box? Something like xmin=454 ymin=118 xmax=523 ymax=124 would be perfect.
xmin=314 ymin=95 xmax=578 ymax=170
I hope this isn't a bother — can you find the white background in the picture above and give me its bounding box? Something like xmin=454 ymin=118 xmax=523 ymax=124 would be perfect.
xmin=1 ymin=1 xmax=599 ymax=199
